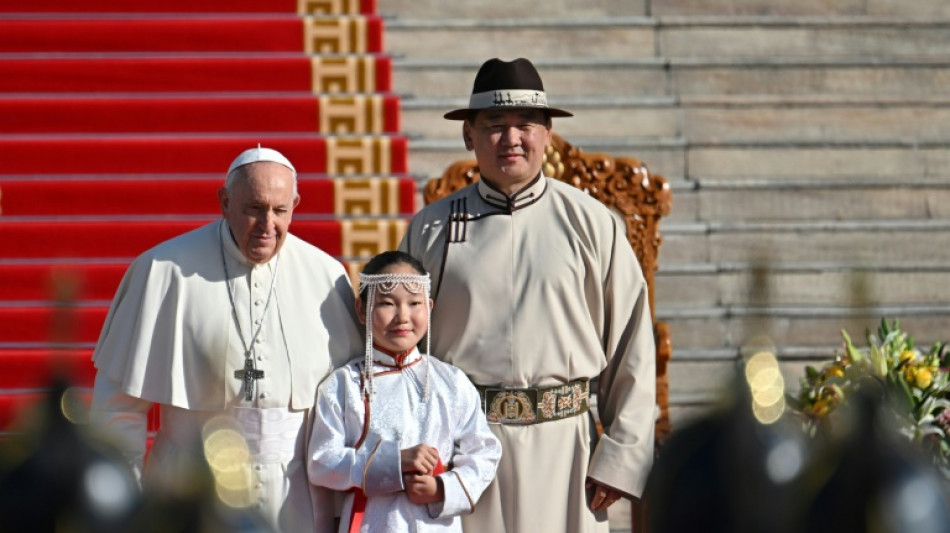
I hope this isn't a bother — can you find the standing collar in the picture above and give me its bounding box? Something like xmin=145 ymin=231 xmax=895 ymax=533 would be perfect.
xmin=477 ymin=174 xmax=547 ymax=211
xmin=372 ymin=345 xmax=422 ymax=369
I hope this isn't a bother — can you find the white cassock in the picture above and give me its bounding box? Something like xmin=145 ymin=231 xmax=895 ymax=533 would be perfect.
xmin=308 ymin=347 xmax=501 ymax=532
xmin=90 ymin=219 xmax=362 ymax=533
xmin=400 ymin=176 xmax=656 ymax=533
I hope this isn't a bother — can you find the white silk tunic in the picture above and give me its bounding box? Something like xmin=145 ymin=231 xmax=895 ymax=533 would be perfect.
xmin=90 ymin=219 xmax=362 ymax=532
xmin=308 ymin=348 xmax=501 ymax=532
xmin=399 ymin=176 xmax=656 ymax=533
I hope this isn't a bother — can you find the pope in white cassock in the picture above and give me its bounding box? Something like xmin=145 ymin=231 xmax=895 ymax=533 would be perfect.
xmin=90 ymin=146 xmax=362 ymax=532
xmin=399 ymin=58 xmax=657 ymax=532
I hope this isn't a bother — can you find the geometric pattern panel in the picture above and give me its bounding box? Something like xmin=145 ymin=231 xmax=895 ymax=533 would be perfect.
xmin=312 ymin=55 xmax=390 ymax=92
xmin=339 ymin=218 xmax=407 ymax=258
xmin=326 ymin=136 xmax=406 ymax=174
xmin=319 ymin=95 xmax=400 ymax=134
xmin=332 ymin=177 xmax=415 ymax=215
xmin=304 ymin=16 xmax=382 ymax=54
xmin=298 ymin=0 xmax=374 ymax=15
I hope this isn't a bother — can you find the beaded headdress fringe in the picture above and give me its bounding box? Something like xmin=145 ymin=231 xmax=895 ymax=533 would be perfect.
xmin=358 ymin=272 xmax=432 ymax=403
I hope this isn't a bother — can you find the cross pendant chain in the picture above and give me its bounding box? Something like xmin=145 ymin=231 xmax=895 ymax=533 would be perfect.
xmin=221 ymin=226 xmax=280 ymax=403
xmin=234 ymin=357 xmax=265 ymax=401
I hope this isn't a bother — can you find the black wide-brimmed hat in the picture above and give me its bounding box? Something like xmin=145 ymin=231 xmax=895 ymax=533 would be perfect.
xmin=443 ymin=57 xmax=573 ymax=120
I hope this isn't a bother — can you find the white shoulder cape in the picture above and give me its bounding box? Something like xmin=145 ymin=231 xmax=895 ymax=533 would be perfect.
xmin=92 ymin=220 xmax=362 ymax=410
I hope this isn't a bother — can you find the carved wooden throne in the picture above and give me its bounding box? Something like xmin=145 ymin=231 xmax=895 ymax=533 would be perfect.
xmin=423 ymin=133 xmax=674 ymax=443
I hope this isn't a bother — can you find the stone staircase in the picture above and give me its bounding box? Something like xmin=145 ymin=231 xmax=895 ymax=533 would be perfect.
xmin=378 ymin=0 xmax=950 ymax=427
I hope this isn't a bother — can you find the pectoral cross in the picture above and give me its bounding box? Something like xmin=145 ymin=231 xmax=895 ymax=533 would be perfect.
xmin=235 ymin=358 xmax=264 ymax=401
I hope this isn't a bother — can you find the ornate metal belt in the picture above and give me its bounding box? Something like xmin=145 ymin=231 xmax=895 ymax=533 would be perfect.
xmin=476 ymin=379 xmax=590 ymax=425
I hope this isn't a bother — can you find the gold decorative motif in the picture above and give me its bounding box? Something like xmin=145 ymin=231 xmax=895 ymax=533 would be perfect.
xmin=340 ymin=219 xmax=407 ymax=258
xmin=326 ymin=137 xmax=391 ymax=175
xmin=298 ymin=0 xmax=361 ymax=15
xmin=312 ymin=57 xmax=375 ymax=93
xmin=304 ymin=16 xmax=369 ymax=54
xmin=333 ymin=178 xmax=401 ymax=216
xmin=320 ymin=95 xmax=384 ymax=134
xmin=486 ymin=391 xmax=537 ymax=424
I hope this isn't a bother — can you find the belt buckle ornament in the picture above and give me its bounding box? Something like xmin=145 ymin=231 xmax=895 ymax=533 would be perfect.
xmin=485 ymin=388 xmax=537 ymax=425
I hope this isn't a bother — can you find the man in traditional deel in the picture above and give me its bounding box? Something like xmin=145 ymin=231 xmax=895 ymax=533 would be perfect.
xmin=90 ymin=146 xmax=362 ymax=532
xmin=399 ymin=58 xmax=657 ymax=532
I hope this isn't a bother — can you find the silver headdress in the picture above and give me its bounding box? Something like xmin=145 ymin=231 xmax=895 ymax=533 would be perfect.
xmin=358 ymin=271 xmax=432 ymax=402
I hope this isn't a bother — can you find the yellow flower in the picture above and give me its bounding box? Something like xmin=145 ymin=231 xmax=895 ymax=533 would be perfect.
xmin=809 ymin=400 xmax=830 ymax=418
xmin=904 ymin=366 xmax=917 ymax=384
xmin=915 ymin=368 xmax=933 ymax=389
xmin=825 ymin=365 xmax=845 ymax=379
xmin=900 ymin=350 xmax=917 ymax=365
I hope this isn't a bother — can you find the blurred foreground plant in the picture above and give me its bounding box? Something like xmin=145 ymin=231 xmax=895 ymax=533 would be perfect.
xmin=788 ymin=319 xmax=950 ymax=478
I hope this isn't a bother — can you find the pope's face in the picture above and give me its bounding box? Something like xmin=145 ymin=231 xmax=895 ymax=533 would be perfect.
xmin=463 ymin=108 xmax=552 ymax=195
xmin=218 ymin=161 xmax=299 ymax=264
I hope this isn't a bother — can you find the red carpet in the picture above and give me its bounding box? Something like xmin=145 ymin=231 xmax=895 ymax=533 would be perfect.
xmin=0 ymin=0 xmax=412 ymax=435
xmin=0 ymin=349 xmax=96 ymax=388
xmin=0 ymin=176 xmax=415 ymax=216
xmin=0 ymin=134 xmax=407 ymax=174
xmin=0 ymin=306 xmax=108 ymax=344
xmin=0 ymin=0 xmax=376 ymax=14
xmin=0 ymin=94 xmax=401 ymax=134
xmin=0 ymin=219 xmax=350 ymax=259
xmin=0 ymin=0 xmax=418 ymax=438
xmin=0 ymin=263 xmax=128 ymax=301
xmin=0 ymin=55 xmax=392 ymax=93
xmin=0 ymin=16 xmax=383 ymax=53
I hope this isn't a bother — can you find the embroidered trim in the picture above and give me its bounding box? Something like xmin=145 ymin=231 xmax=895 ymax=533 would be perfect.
xmin=469 ymin=89 xmax=548 ymax=110
xmin=450 ymin=470 xmax=476 ymax=513
xmin=360 ymin=438 xmax=384 ymax=493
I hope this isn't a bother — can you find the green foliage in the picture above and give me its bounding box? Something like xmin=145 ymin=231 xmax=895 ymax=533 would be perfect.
xmin=789 ymin=319 xmax=950 ymax=477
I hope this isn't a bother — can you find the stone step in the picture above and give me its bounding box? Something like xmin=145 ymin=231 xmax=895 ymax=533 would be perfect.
xmin=670 ymin=57 xmax=950 ymax=96
xmin=679 ymin=95 xmax=950 ymax=143
xmin=685 ymin=141 xmax=950 ymax=179
xmin=653 ymin=0 xmax=950 ymax=17
xmin=385 ymin=18 xmax=656 ymax=60
xmin=658 ymin=17 xmax=950 ymax=59
xmin=386 ymin=17 xmax=950 ymax=61
xmin=394 ymin=57 xmax=950 ymax=100
xmin=658 ymin=305 xmax=950 ymax=351
xmin=401 ymin=96 xmax=680 ymax=141
xmin=672 ymin=176 xmax=950 ymax=222
xmin=408 ymin=136 xmax=950 ymax=182
xmin=381 ymin=0 xmax=950 ymax=20
xmin=379 ymin=0 xmax=646 ymax=18
xmin=392 ymin=57 xmax=668 ymax=101
xmin=404 ymin=95 xmax=950 ymax=148
xmin=655 ymin=262 xmax=950 ymax=308
xmin=658 ymin=219 xmax=950 ymax=263
xmin=407 ymin=136 xmax=683 ymax=181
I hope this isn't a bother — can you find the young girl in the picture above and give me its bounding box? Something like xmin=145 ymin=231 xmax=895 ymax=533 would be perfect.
xmin=308 ymin=251 xmax=501 ymax=532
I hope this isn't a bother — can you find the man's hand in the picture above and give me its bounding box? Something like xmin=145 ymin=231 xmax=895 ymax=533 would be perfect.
xmin=400 ymin=443 xmax=440 ymax=475
xmin=404 ymin=474 xmax=444 ymax=505
xmin=587 ymin=479 xmax=625 ymax=512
